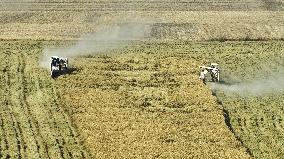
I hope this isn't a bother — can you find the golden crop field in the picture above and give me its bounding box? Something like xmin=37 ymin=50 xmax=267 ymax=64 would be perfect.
xmin=0 ymin=40 xmax=89 ymax=158
xmin=0 ymin=40 xmax=254 ymax=158
xmin=0 ymin=0 xmax=284 ymax=159
xmin=0 ymin=1 xmax=283 ymax=40
xmin=183 ymin=41 xmax=284 ymax=158
xmin=55 ymin=41 xmax=252 ymax=158
xmin=53 ymin=41 xmax=284 ymax=158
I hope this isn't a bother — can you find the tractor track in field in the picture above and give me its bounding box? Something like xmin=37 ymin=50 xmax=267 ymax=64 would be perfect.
xmin=0 ymin=42 xmax=89 ymax=158
xmin=18 ymin=53 xmax=48 ymax=159
xmin=3 ymin=51 xmax=23 ymax=159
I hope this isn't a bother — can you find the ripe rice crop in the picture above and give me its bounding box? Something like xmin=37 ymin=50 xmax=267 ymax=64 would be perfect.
xmin=55 ymin=41 xmax=256 ymax=158
xmin=0 ymin=0 xmax=283 ymax=158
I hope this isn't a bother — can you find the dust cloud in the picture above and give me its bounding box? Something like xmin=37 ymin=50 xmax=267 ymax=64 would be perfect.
xmin=40 ymin=23 xmax=151 ymax=68
xmin=211 ymin=74 xmax=284 ymax=97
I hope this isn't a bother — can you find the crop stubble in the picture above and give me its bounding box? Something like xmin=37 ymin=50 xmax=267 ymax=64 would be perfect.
xmin=0 ymin=1 xmax=283 ymax=40
xmin=0 ymin=41 xmax=89 ymax=158
xmin=0 ymin=37 xmax=282 ymax=159
xmin=0 ymin=0 xmax=283 ymax=158
xmin=165 ymin=41 xmax=284 ymax=158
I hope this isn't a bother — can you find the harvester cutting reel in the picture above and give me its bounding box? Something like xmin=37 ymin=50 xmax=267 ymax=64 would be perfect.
xmin=199 ymin=63 xmax=220 ymax=82
xmin=50 ymin=56 xmax=68 ymax=77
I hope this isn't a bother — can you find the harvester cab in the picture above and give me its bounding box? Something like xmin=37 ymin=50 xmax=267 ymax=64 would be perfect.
xmin=199 ymin=63 xmax=220 ymax=83
xmin=50 ymin=56 xmax=68 ymax=77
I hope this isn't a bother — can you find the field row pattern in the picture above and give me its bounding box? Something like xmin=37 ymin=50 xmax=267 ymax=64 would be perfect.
xmin=0 ymin=41 xmax=88 ymax=159
xmin=177 ymin=41 xmax=284 ymax=158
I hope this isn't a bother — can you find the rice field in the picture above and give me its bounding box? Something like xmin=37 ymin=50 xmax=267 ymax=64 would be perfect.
xmin=0 ymin=0 xmax=284 ymax=158
xmin=55 ymin=40 xmax=284 ymax=158
xmin=0 ymin=40 xmax=89 ymax=158
xmin=54 ymin=41 xmax=251 ymax=158
xmin=0 ymin=1 xmax=283 ymax=40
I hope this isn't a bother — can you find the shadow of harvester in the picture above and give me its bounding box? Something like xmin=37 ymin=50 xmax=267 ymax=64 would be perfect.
xmin=51 ymin=67 xmax=77 ymax=79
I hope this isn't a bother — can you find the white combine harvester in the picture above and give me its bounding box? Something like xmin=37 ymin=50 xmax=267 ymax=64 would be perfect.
xmin=50 ymin=56 xmax=68 ymax=77
xmin=199 ymin=63 xmax=220 ymax=83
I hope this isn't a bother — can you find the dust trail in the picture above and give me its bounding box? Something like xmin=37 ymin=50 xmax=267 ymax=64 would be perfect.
xmin=40 ymin=23 xmax=151 ymax=68
xmin=211 ymin=75 xmax=284 ymax=97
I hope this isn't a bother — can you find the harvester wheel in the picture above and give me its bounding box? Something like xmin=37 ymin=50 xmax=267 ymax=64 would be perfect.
xmin=51 ymin=71 xmax=55 ymax=78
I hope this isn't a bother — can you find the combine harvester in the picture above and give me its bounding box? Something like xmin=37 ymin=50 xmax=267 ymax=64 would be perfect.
xmin=50 ymin=56 xmax=68 ymax=78
xmin=199 ymin=63 xmax=220 ymax=83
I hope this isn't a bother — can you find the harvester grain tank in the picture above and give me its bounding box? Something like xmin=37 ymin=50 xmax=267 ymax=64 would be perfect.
xmin=199 ymin=63 xmax=220 ymax=82
xmin=50 ymin=56 xmax=68 ymax=77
